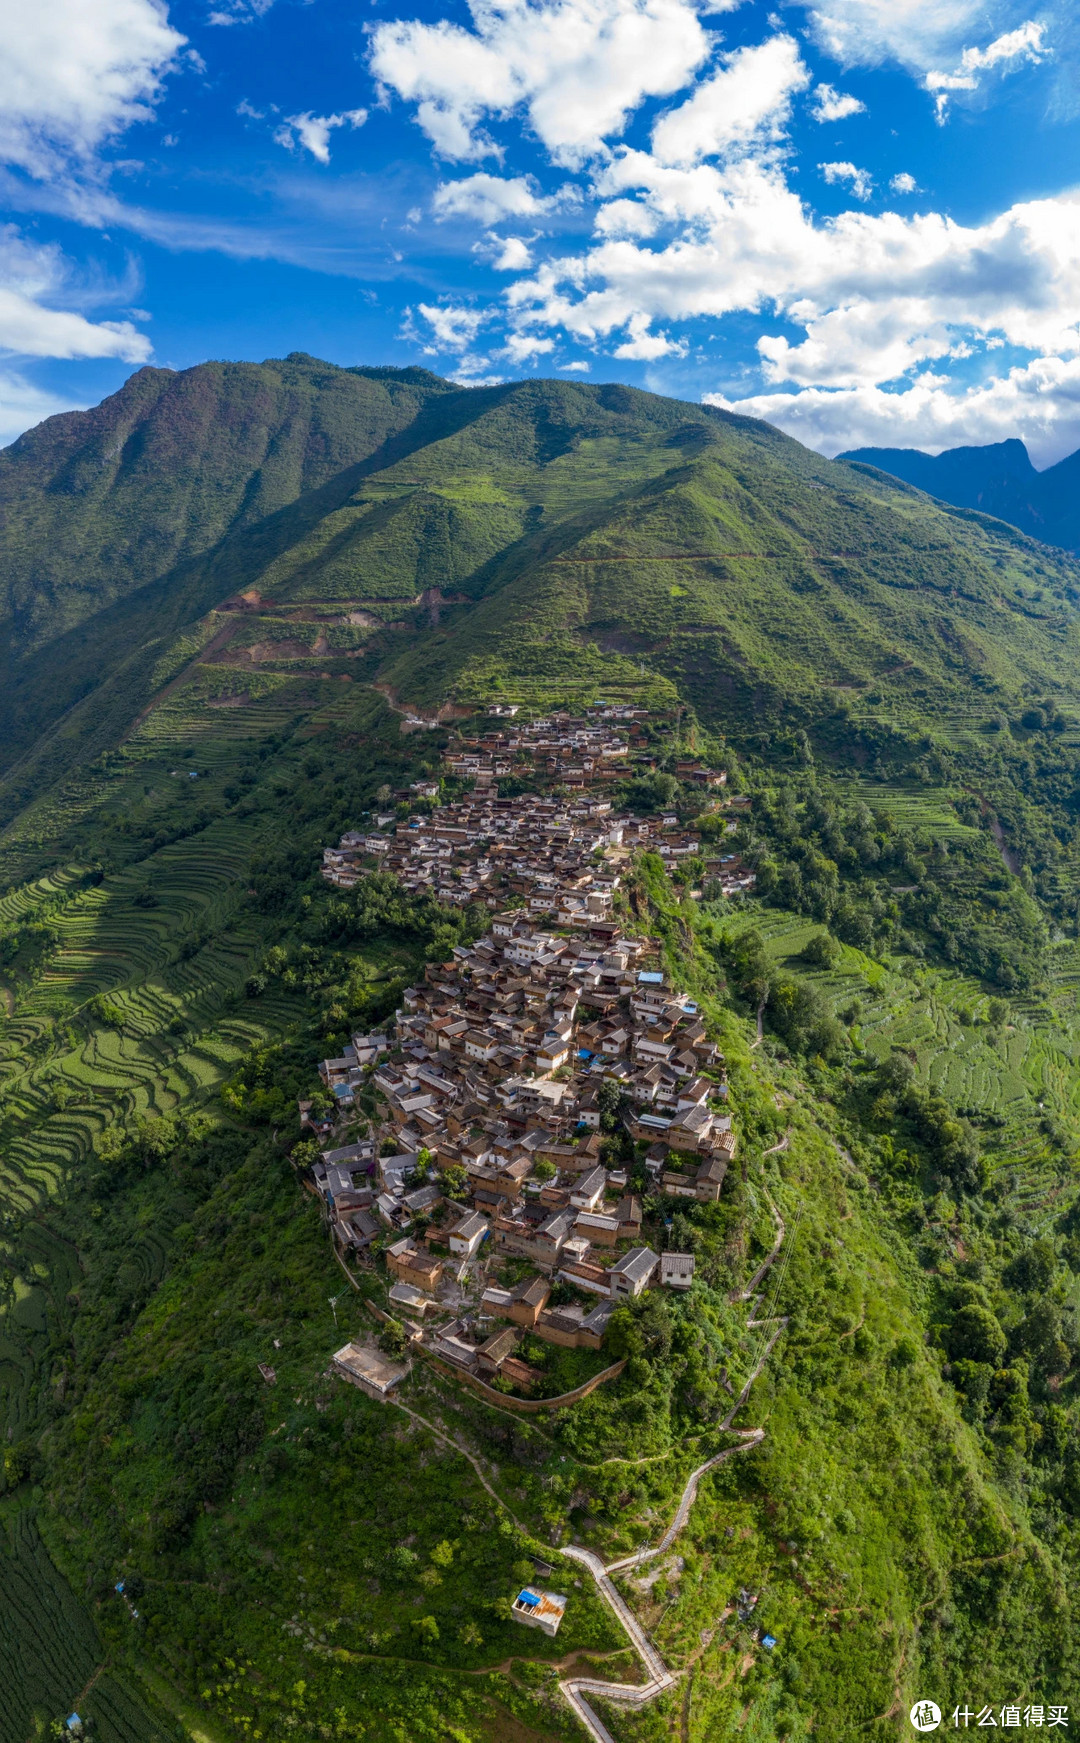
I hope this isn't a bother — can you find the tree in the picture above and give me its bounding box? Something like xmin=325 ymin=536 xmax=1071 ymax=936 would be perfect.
xmin=801 ymin=930 xmax=841 ymax=969
xmin=440 ymin=1163 xmax=470 ymax=1201
xmin=946 ymin=1304 xmax=1007 ymax=1367
xmin=1004 ymin=1239 xmax=1057 ymax=1295
xmin=624 ymin=772 xmax=679 ymax=812
xmin=598 ymin=1079 xmax=626 ymax=1133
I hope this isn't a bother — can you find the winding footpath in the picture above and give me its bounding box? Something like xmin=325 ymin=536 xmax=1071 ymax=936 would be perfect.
xmin=553 ymin=1188 xmax=791 ymax=1741
xmin=342 ymin=1181 xmax=793 ymax=1742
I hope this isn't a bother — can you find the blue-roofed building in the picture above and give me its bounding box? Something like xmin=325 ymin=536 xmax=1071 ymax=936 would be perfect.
xmin=511 ymin=1587 xmax=567 ymax=1636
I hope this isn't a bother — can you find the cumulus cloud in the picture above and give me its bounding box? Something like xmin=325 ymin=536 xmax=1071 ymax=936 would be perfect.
xmin=415 ymin=302 xmax=486 ymax=351
xmin=650 ymin=35 xmax=810 ymax=167
xmin=819 ymin=160 xmax=873 ymax=199
xmin=506 ymin=157 xmax=1080 ymax=401
xmin=501 ymin=330 xmax=554 ymax=360
xmin=0 ymin=0 xmax=185 ymax=178
xmin=809 ymin=82 xmax=865 ymax=121
xmin=559 ymin=359 xmax=591 ymax=370
xmin=0 ymin=226 xmax=152 ymax=362
xmin=490 ymin=235 xmax=534 ymax=269
xmin=704 ymin=352 xmax=1080 ymax=468
xmin=594 ymin=197 xmax=660 ymax=237
xmin=362 ymin=0 xmax=1070 ymax=456
xmin=925 ymin=21 xmax=1046 ymax=119
xmin=274 ymin=110 xmax=367 ymax=164
xmin=433 ymin=172 xmax=557 ymax=224
xmin=757 ymin=298 xmax=953 ymax=386
xmin=369 ymin=0 xmax=724 ymax=164
xmin=612 ymin=313 xmax=685 ymax=358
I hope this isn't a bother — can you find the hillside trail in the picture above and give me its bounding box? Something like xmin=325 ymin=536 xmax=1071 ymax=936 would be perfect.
xmin=327 ymin=1128 xmax=794 ymax=1739
xmin=125 ymin=617 xmax=240 ymax=734
xmin=988 ymin=812 xmax=1022 ymax=875
xmin=372 ymin=681 xmax=441 ymax=731
xmin=556 ymin=1189 xmax=794 ymax=1740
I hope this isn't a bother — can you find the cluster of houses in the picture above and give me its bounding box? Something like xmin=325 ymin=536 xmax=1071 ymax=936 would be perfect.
xmin=442 ymin=706 xmax=637 ymax=789
xmin=314 ymin=705 xmax=753 ymax=1400
xmin=316 ymin=914 xmax=736 ymax=1393
xmin=321 ymin=787 xmax=754 ymax=911
xmin=440 ymin=704 xmax=730 ymax=795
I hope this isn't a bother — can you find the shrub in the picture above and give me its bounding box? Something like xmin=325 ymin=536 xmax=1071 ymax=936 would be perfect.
xmin=801 ymin=930 xmax=841 ymax=969
xmin=946 ymin=1304 xmax=1007 ymax=1367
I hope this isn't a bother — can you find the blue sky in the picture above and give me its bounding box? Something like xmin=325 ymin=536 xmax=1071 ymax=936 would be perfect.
xmin=3 ymin=0 xmax=1080 ymax=462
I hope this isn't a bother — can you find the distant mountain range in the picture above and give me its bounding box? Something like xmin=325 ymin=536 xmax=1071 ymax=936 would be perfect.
xmin=839 ymin=437 xmax=1080 ymax=553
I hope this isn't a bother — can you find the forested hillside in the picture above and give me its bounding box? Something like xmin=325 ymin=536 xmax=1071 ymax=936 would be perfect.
xmin=3 ymin=364 xmax=1080 ymax=1742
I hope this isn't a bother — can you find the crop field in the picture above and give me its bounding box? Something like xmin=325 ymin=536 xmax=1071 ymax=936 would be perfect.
xmin=0 ymin=669 xmax=349 ymax=1212
xmin=0 ymin=1508 xmax=171 ymax=1743
xmin=718 ymin=897 xmax=1076 ymax=1226
xmin=0 ymin=832 xmax=300 ymax=1209
xmin=826 ymin=776 xmax=980 ymax=842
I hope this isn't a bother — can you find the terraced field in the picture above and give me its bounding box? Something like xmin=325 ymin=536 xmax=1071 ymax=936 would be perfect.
xmin=0 ymin=1508 xmax=171 ymax=1743
xmin=0 ymin=665 xmax=358 ymax=1211
xmin=717 ymin=895 xmax=1074 ymax=1226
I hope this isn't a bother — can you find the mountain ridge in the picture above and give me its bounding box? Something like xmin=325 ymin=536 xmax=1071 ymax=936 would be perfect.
xmin=5 ymin=360 xmax=1080 ymax=830
xmin=840 ymin=435 xmax=1080 ymax=554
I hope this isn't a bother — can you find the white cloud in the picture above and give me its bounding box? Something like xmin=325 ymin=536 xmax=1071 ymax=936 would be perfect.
xmin=757 ymin=297 xmax=952 ymax=386
xmin=207 ymin=0 xmax=274 ymax=23
xmin=433 ymin=172 xmax=555 ymax=224
xmin=612 ymin=313 xmax=686 ymax=358
xmin=819 ymin=159 xmax=873 ymax=199
xmin=506 ymin=157 xmax=1080 ymax=398
xmin=274 ymin=110 xmax=367 ymax=165
xmin=369 ymin=0 xmax=726 ymax=165
xmin=491 ymin=235 xmax=534 ymax=270
xmin=501 ymin=330 xmax=554 ymax=360
xmin=416 ymin=302 xmax=486 ymax=351
xmin=890 ymin=171 xmax=918 ymax=193
xmin=650 ymin=35 xmax=810 ymax=167
xmin=805 ymin=0 xmax=993 ymax=75
xmin=0 ymin=369 xmax=86 ymax=448
xmin=594 ymin=198 xmax=660 ymax=238
xmin=703 ymin=352 xmax=1080 ymax=468
xmin=0 ymin=0 xmax=185 ymax=178
xmin=450 ymin=362 xmax=505 ymax=384
xmin=809 ymin=82 xmax=865 ymax=121
xmin=0 ymin=226 xmax=152 ymax=362
xmin=559 ymin=359 xmax=591 ymax=370
xmin=925 ymin=21 xmax=1046 ymax=119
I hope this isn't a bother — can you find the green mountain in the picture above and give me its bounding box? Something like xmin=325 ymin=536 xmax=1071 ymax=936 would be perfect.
xmin=5 ymin=362 xmax=1080 ymax=819
xmin=4 ymin=361 xmax=1080 ymax=1742
xmin=840 ymin=436 xmax=1080 ymax=556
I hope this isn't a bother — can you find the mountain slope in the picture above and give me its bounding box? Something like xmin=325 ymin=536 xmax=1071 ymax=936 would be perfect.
xmin=5 ymin=364 xmax=1080 ymax=1740
xmin=0 ymin=352 xmax=451 ymax=656
xmin=6 ymin=370 xmax=1080 ymax=839
xmin=840 ymin=436 xmax=1080 ymax=555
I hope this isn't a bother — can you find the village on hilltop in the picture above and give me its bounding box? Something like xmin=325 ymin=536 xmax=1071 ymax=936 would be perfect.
xmin=308 ymin=707 xmax=753 ymax=1408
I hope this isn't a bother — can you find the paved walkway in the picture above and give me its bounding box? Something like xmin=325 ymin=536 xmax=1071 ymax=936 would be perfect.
xmin=552 ymin=1187 xmax=794 ymax=1741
